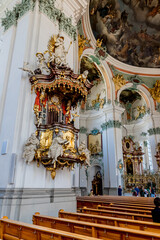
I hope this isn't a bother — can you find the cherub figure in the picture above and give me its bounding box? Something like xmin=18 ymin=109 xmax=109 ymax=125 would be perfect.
xmin=36 ymin=52 xmax=50 ymax=74
xmin=23 ymin=132 xmax=39 ymax=164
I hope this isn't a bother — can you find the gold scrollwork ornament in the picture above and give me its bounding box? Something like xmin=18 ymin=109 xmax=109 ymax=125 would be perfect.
xmin=149 ymin=80 xmax=160 ymax=102
xmin=112 ymin=74 xmax=126 ymax=91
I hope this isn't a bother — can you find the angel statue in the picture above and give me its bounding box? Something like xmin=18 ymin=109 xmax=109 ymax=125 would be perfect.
xmin=36 ymin=52 xmax=50 ymax=74
xmin=23 ymin=132 xmax=39 ymax=164
xmin=48 ymin=132 xmax=69 ymax=164
xmin=78 ymin=140 xmax=91 ymax=167
xmin=47 ymin=35 xmax=72 ymax=66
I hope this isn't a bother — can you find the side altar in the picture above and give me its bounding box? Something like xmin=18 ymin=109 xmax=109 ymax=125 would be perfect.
xmin=22 ymin=35 xmax=92 ymax=179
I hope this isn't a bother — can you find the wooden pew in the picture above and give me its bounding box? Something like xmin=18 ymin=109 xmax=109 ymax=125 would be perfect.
xmin=97 ymin=205 xmax=151 ymax=215
xmin=77 ymin=199 xmax=154 ymax=211
xmin=0 ymin=217 xmax=99 ymax=240
xmin=59 ymin=210 xmax=160 ymax=233
xmin=77 ymin=196 xmax=155 ymax=207
xmin=32 ymin=213 xmax=160 ymax=240
xmin=80 ymin=207 xmax=153 ymax=222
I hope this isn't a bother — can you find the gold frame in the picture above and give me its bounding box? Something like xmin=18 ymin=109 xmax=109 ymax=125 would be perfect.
xmin=88 ymin=133 xmax=102 ymax=155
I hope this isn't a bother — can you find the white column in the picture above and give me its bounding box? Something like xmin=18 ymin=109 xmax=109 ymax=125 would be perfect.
xmin=102 ymin=106 xmax=124 ymax=195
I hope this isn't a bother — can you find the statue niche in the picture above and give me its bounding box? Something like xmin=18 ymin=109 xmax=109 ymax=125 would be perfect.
xmin=22 ymin=34 xmax=92 ymax=179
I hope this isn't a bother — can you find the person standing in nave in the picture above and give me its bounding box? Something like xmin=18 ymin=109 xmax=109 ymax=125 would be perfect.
xmin=151 ymin=187 xmax=156 ymax=197
xmin=134 ymin=186 xmax=140 ymax=196
xmin=152 ymin=197 xmax=160 ymax=223
xmin=140 ymin=186 xmax=145 ymax=197
xmin=118 ymin=185 xmax=122 ymax=196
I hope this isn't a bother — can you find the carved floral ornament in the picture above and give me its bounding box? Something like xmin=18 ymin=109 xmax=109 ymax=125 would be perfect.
xmin=22 ymin=34 xmax=92 ymax=179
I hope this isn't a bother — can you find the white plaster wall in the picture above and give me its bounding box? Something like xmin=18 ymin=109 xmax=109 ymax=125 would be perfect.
xmin=0 ymin=28 xmax=15 ymax=131
xmin=0 ymin=13 xmax=32 ymax=188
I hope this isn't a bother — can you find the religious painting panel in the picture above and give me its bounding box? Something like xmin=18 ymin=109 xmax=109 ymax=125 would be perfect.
xmin=88 ymin=132 xmax=102 ymax=155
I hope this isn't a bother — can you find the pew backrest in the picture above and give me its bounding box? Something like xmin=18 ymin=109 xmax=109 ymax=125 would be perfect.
xmin=0 ymin=218 xmax=99 ymax=240
xmin=33 ymin=213 xmax=160 ymax=240
xmin=80 ymin=207 xmax=153 ymax=222
xmin=59 ymin=210 xmax=160 ymax=233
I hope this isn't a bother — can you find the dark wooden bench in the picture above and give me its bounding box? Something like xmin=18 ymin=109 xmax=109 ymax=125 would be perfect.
xmin=32 ymin=212 xmax=160 ymax=240
xmin=59 ymin=210 xmax=160 ymax=233
xmin=80 ymin=207 xmax=153 ymax=222
xmin=0 ymin=217 xmax=99 ymax=240
xmin=77 ymin=196 xmax=154 ymax=207
xmin=77 ymin=199 xmax=154 ymax=211
xmin=97 ymin=205 xmax=151 ymax=215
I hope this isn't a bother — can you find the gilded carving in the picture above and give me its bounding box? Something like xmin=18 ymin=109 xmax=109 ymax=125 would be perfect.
xmin=40 ymin=129 xmax=53 ymax=149
xmin=62 ymin=131 xmax=75 ymax=151
xmin=135 ymin=105 xmax=146 ymax=120
xmin=78 ymin=35 xmax=90 ymax=61
xmin=149 ymin=80 xmax=160 ymax=102
xmin=112 ymin=74 xmax=126 ymax=91
xmin=91 ymin=94 xmax=105 ymax=109
xmin=22 ymin=34 xmax=92 ymax=179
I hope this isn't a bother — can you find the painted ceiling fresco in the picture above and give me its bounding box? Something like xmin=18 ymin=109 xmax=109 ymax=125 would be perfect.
xmin=80 ymin=56 xmax=102 ymax=83
xmin=89 ymin=0 xmax=160 ymax=68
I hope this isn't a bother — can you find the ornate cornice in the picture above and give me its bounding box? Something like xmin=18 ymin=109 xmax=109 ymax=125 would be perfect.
xmin=101 ymin=120 xmax=122 ymax=131
xmin=1 ymin=0 xmax=77 ymax=40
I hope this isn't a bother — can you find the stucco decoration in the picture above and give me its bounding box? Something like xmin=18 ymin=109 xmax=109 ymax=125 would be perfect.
xmin=141 ymin=132 xmax=147 ymax=137
xmin=39 ymin=0 xmax=77 ymax=40
xmin=1 ymin=0 xmax=77 ymax=40
xmin=148 ymin=127 xmax=160 ymax=136
xmin=1 ymin=0 xmax=36 ymax=31
xmin=109 ymin=64 xmax=160 ymax=90
xmin=94 ymin=38 xmax=108 ymax=61
xmin=79 ymin=126 xmax=88 ymax=134
xmin=89 ymin=0 xmax=160 ymax=68
xmin=117 ymin=159 xmax=123 ymax=174
xmin=101 ymin=120 xmax=122 ymax=130
xmin=119 ymin=89 xmax=150 ymax=123
xmin=23 ymin=132 xmax=39 ymax=164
